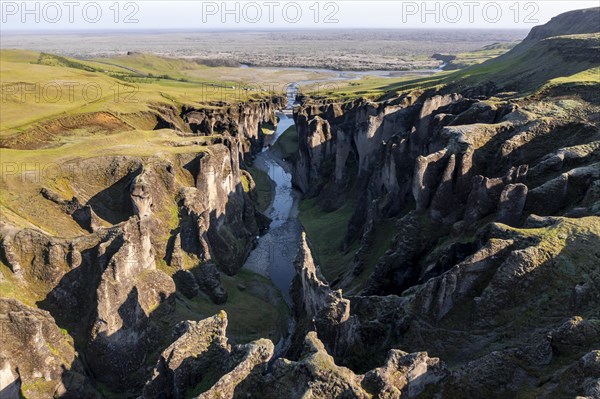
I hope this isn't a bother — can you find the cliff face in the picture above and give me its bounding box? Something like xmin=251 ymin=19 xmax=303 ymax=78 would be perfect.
xmin=285 ymin=9 xmax=600 ymax=397
xmin=180 ymin=98 xmax=284 ymax=158
xmin=293 ymin=87 xmax=599 ymax=295
xmin=0 ymin=98 xmax=282 ymax=396
xmin=2 ymin=8 xmax=600 ymax=399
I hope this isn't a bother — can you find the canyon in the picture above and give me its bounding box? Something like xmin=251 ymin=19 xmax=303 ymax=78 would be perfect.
xmin=1 ymin=7 xmax=600 ymax=399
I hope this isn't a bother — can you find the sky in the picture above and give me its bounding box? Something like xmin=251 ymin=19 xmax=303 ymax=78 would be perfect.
xmin=0 ymin=1 xmax=597 ymax=31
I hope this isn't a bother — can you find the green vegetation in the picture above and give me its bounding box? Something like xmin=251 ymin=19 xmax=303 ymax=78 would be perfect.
xmin=0 ymin=49 xmax=281 ymax=137
xmin=298 ymin=198 xmax=358 ymax=283
xmin=0 ymin=263 xmax=35 ymax=306
xmin=247 ymin=167 xmax=274 ymax=213
xmin=442 ymin=42 xmax=517 ymax=70
xmin=20 ymin=379 xmax=59 ymax=399
xmin=344 ymin=218 xmax=397 ymax=294
xmin=0 ymin=128 xmax=212 ymax=236
xmin=442 ymin=33 xmax=600 ymax=95
xmin=176 ymin=269 xmax=290 ymax=344
xmin=271 ymin=125 xmax=298 ymax=161
xmin=241 ymin=173 xmax=251 ymax=193
xmin=307 ymin=72 xmax=451 ymax=101
xmin=261 ymin=122 xmax=276 ymax=135
xmin=38 ymin=52 xmax=101 ymax=72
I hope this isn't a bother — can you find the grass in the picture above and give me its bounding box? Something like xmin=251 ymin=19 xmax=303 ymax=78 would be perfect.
xmin=443 ymin=44 xmax=516 ymax=70
xmin=261 ymin=122 xmax=276 ymax=135
xmin=0 ymin=262 xmax=37 ymax=306
xmin=176 ymin=269 xmax=290 ymax=344
xmin=0 ymin=49 xmax=275 ymax=137
xmin=241 ymin=172 xmax=251 ymax=193
xmin=0 ymin=128 xmax=211 ymax=237
xmin=344 ymin=218 xmax=398 ymax=294
xmin=247 ymin=166 xmax=273 ymax=213
xmin=308 ymin=72 xmax=452 ymax=101
xmin=546 ymin=66 xmax=600 ymax=85
xmin=442 ymin=32 xmax=600 ymax=95
xmin=271 ymin=125 xmax=298 ymax=161
xmin=298 ymin=198 xmax=357 ymax=283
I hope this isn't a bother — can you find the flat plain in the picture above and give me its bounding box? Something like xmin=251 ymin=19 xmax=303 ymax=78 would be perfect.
xmin=1 ymin=29 xmax=527 ymax=70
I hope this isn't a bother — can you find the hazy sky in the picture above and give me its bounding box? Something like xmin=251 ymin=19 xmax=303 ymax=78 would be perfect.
xmin=1 ymin=1 xmax=597 ymax=31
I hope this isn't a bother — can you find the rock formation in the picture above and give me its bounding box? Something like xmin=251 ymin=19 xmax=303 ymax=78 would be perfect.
xmin=1 ymin=7 xmax=599 ymax=399
xmin=0 ymin=97 xmax=283 ymax=395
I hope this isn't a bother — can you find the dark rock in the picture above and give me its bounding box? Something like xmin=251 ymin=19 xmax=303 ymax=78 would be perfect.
xmin=193 ymin=262 xmax=228 ymax=305
xmin=142 ymin=312 xmax=273 ymax=399
xmin=173 ymin=269 xmax=200 ymax=298
xmin=496 ymin=183 xmax=528 ymax=226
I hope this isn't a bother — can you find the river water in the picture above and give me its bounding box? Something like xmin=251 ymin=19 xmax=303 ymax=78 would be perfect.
xmin=241 ymin=65 xmax=442 ymax=303
xmin=243 ymin=112 xmax=302 ymax=305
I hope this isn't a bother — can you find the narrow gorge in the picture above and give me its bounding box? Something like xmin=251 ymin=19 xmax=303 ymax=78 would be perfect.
xmin=1 ymin=7 xmax=599 ymax=399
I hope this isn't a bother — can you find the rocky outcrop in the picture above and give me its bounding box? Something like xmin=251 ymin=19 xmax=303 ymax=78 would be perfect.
xmin=193 ymin=262 xmax=227 ymax=304
xmin=0 ymin=298 xmax=99 ymax=399
xmin=294 ymin=80 xmax=599 ymax=299
xmin=138 ymin=311 xmax=451 ymax=399
xmin=362 ymin=350 xmax=448 ymax=399
xmin=412 ymin=238 xmax=515 ymax=321
xmin=526 ymin=163 xmax=600 ymax=215
xmin=182 ymin=97 xmax=283 ymax=157
xmin=130 ymin=171 xmax=154 ymax=218
xmin=286 ymin=215 xmax=600 ymax=398
xmin=290 ymin=232 xmax=412 ymax=371
xmin=177 ymin=141 xmax=267 ymax=275
xmin=86 ymin=217 xmax=176 ymax=390
xmin=143 ymin=311 xmax=273 ymax=399
xmin=0 ymin=96 xmax=285 ymax=396
xmin=258 ymin=331 xmax=370 ymax=399
xmin=289 ymin=233 xmax=356 ymax=362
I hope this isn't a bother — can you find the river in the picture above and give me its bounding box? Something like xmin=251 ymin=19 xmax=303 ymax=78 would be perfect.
xmin=241 ymin=64 xmax=443 ymax=302
xmin=242 ymin=111 xmax=302 ymax=305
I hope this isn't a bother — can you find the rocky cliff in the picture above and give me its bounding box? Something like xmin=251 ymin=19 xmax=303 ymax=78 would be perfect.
xmin=0 ymin=97 xmax=284 ymax=397
xmin=1 ymin=7 xmax=600 ymax=399
xmin=293 ymin=67 xmax=599 ymax=298
xmin=285 ymin=8 xmax=600 ymax=398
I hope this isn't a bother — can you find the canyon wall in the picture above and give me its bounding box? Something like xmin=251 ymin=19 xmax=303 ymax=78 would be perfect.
xmin=0 ymin=97 xmax=283 ymax=397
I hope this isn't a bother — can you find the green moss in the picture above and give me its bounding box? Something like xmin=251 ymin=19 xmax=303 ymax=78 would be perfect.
xmin=21 ymin=378 xmax=58 ymax=399
xmin=261 ymin=122 xmax=276 ymax=135
xmin=0 ymin=262 xmax=43 ymax=306
xmin=272 ymin=125 xmax=298 ymax=161
xmin=241 ymin=173 xmax=251 ymax=193
xmin=247 ymin=166 xmax=273 ymax=213
xmin=177 ymin=269 xmax=289 ymax=344
xmin=298 ymin=198 xmax=357 ymax=283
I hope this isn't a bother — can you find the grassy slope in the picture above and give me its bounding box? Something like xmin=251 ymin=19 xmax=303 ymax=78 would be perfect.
xmin=271 ymin=125 xmax=298 ymax=161
xmin=0 ymin=50 xmax=281 ymax=136
xmin=0 ymin=129 xmax=212 ymax=236
xmin=0 ymin=50 xmax=291 ymax=348
xmin=175 ymin=269 xmax=290 ymax=344
xmin=443 ymin=42 xmax=517 ymax=70
xmin=445 ymin=33 xmax=600 ymax=94
xmin=299 ymin=198 xmax=357 ymax=284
